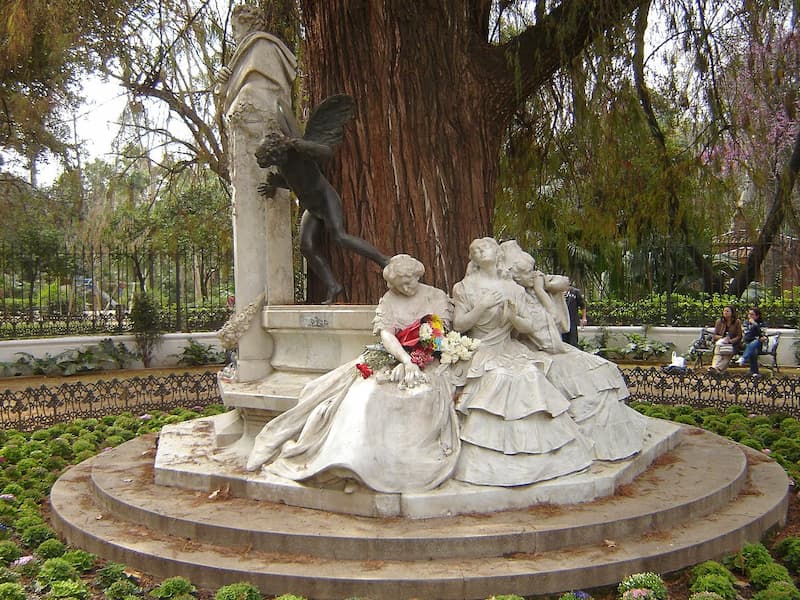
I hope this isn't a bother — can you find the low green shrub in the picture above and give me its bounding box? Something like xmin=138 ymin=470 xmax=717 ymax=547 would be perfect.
xmin=213 ymin=582 xmax=262 ymax=600
xmin=35 ymin=538 xmax=66 ymax=559
xmin=0 ymin=568 xmax=18 ymax=584
xmin=774 ymin=536 xmax=800 ymax=573
xmin=0 ymin=542 xmax=20 ymax=567
xmin=688 ymin=593 xmax=725 ymax=600
xmin=20 ymin=523 xmax=56 ymax=549
xmin=689 ymin=560 xmax=736 ymax=586
xmin=617 ymin=572 xmax=668 ymax=600
xmin=725 ymin=542 xmax=774 ymax=576
xmin=749 ymin=562 xmax=793 ymax=590
xmin=36 ymin=557 xmax=78 ymax=584
xmin=148 ymin=576 xmax=195 ymax=598
xmin=47 ymin=578 xmax=89 ymax=599
xmin=94 ymin=562 xmax=130 ymax=588
xmin=104 ymin=578 xmax=141 ymax=599
xmin=0 ymin=582 xmax=26 ymax=600
xmin=689 ymin=573 xmax=736 ymax=600
xmin=176 ymin=339 xmax=225 ymax=366
xmin=752 ymin=580 xmax=800 ymax=600
xmin=60 ymin=549 xmax=95 ymax=572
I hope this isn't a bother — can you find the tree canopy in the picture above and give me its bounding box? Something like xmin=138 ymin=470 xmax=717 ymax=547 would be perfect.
xmin=1 ymin=0 xmax=798 ymax=306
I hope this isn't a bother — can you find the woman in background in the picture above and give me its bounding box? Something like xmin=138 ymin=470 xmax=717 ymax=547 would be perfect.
xmin=709 ymin=305 xmax=743 ymax=374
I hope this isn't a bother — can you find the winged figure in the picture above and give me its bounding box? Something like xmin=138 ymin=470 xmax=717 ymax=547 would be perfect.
xmin=255 ymin=94 xmax=389 ymax=304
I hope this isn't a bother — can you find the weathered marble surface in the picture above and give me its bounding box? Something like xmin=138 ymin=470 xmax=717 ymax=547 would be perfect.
xmin=215 ymin=5 xmax=296 ymax=382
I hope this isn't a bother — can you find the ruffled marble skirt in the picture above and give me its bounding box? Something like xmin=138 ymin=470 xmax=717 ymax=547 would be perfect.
xmin=453 ymin=339 xmax=594 ymax=487
xmin=530 ymin=346 xmax=647 ymax=461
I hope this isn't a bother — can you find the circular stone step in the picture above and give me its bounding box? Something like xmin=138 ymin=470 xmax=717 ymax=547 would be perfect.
xmin=49 ymin=424 xmax=790 ymax=599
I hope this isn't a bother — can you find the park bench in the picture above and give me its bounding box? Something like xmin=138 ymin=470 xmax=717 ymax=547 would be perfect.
xmin=691 ymin=327 xmax=780 ymax=372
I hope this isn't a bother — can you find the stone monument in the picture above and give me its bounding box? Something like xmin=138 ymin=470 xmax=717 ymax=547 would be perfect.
xmin=50 ymin=11 xmax=790 ymax=590
xmin=214 ymin=5 xmax=296 ymax=383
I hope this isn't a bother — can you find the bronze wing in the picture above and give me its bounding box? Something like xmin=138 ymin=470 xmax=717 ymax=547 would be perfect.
xmin=302 ymin=94 xmax=356 ymax=148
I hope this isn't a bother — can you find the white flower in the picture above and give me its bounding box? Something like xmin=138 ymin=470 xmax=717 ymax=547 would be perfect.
xmin=440 ymin=351 xmax=457 ymax=364
xmin=419 ymin=323 xmax=433 ymax=342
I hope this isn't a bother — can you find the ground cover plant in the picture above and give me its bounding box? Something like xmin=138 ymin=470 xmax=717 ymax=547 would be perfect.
xmin=1 ymin=402 xmax=799 ymax=598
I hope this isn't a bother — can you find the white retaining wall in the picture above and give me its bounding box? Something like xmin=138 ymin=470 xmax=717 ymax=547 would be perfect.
xmin=0 ymin=332 xmax=224 ymax=369
xmin=0 ymin=326 xmax=796 ymax=369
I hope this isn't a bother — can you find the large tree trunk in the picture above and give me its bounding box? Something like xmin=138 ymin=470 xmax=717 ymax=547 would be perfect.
xmin=300 ymin=2 xmax=499 ymax=303
xmin=300 ymin=0 xmax=644 ymax=303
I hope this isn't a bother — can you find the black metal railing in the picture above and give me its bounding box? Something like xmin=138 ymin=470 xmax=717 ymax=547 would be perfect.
xmin=1 ymin=367 xmax=799 ymax=432
xmin=0 ymin=242 xmax=234 ymax=339
xmin=624 ymin=367 xmax=800 ymax=417
xmin=0 ymin=371 xmax=222 ymax=431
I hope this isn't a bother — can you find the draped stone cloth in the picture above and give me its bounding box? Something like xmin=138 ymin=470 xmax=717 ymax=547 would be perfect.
xmin=517 ymin=291 xmax=648 ymax=461
xmin=451 ymin=276 xmax=594 ymax=487
xmin=245 ymin=283 xmax=461 ymax=493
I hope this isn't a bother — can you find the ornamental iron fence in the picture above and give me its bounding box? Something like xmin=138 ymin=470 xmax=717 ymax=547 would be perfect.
xmin=1 ymin=367 xmax=799 ymax=432
xmin=1 ymin=237 xmax=799 ymax=337
xmin=0 ymin=242 xmax=234 ymax=339
xmin=0 ymin=371 xmax=221 ymax=432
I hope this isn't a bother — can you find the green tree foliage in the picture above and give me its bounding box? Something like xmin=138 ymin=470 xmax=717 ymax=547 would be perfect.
xmin=130 ymin=291 xmax=162 ymax=367
xmin=0 ymin=0 xmax=144 ymax=178
xmin=495 ymin=1 xmax=799 ymax=298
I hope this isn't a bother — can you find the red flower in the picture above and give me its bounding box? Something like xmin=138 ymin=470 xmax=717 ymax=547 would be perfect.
xmin=356 ymin=363 xmax=373 ymax=379
xmin=395 ymin=319 xmax=422 ymax=348
xmin=409 ymin=348 xmax=434 ymax=368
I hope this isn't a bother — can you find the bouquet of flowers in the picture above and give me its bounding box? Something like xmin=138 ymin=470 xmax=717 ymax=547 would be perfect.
xmin=356 ymin=314 xmax=479 ymax=379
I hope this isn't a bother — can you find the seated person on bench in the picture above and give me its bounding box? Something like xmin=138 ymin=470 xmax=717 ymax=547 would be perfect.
xmin=709 ymin=305 xmax=743 ymax=373
xmin=737 ymin=307 xmax=767 ymax=377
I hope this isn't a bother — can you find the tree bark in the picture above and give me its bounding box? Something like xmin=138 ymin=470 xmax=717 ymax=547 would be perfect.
xmin=727 ymin=125 xmax=800 ymax=296
xmin=300 ymin=0 xmax=645 ymax=303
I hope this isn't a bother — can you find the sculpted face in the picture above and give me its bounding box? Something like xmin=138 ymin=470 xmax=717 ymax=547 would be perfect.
xmin=469 ymin=238 xmax=499 ymax=266
xmin=390 ymin=268 xmax=421 ymax=297
xmin=510 ymin=259 xmax=536 ymax=288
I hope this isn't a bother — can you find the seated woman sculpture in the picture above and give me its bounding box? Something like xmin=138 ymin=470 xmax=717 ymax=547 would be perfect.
xmin=499 ymin=240 xmax=646 ymax=461
xmin=451 ymin=237 xmax=594 ymax=487
xmin=245 ymin=254 xmax=462 ymax=493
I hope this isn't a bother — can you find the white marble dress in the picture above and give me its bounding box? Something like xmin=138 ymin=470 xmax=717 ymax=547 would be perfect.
xmin=516 ymin=291 xmax=647 ymax=461
xmin=451 ymin=275 xmax=594 ymax=487
xmin=245 ymin=284 xmax=460 ymax=493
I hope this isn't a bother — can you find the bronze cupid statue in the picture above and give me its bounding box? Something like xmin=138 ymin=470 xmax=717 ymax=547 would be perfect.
xmin=255 ymin=95 xmax=389 ymax=304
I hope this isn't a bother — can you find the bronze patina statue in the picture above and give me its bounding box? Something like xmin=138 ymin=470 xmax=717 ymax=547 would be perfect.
xmin=255 ymin=94 xmax=389 ymax=304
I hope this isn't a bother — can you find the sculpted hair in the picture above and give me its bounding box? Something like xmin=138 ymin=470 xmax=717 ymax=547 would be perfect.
xmin=499 ymin=240 xmax=535 ymax=280
xmin=383 ymin=254 xmax=424 ymax=283
xmin=232 ymin=5 xmax=266 ymax=33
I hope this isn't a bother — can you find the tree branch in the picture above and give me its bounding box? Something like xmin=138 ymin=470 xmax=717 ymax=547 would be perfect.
xmin=728 ymin=125 xmax=800 ymax=295
xmin=485 ymin=0 xmax=645 ymax=117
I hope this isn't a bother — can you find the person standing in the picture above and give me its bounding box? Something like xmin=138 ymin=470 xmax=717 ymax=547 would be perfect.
xmin=737 ymin=307 xmax=767 ymax=377
xmin=562 ymin=285 xmax=587 ymax=348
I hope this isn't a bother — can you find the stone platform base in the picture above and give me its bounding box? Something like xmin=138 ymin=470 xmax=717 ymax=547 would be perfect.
xmin=50 ymin=422 xmax=790 ymax=599
xmin=153 ymin=413 xmax=681 ymax=518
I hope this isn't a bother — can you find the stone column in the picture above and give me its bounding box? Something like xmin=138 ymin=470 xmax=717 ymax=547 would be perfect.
xmin=217 ymin=19 xmax=297 ymax=382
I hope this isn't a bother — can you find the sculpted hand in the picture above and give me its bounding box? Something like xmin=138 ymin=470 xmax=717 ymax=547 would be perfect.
xmin=257 ymin=182 xmax=274 ymax=198
xmin=216 ymin=66 xmax=232 ymax=84
xmin=478 ymin=289 xmax=504 ymax=312
xmin=503 ymin=299 xmax=517 ymax=322
xmin=390 ymin=361 xmax=428 ymax=388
